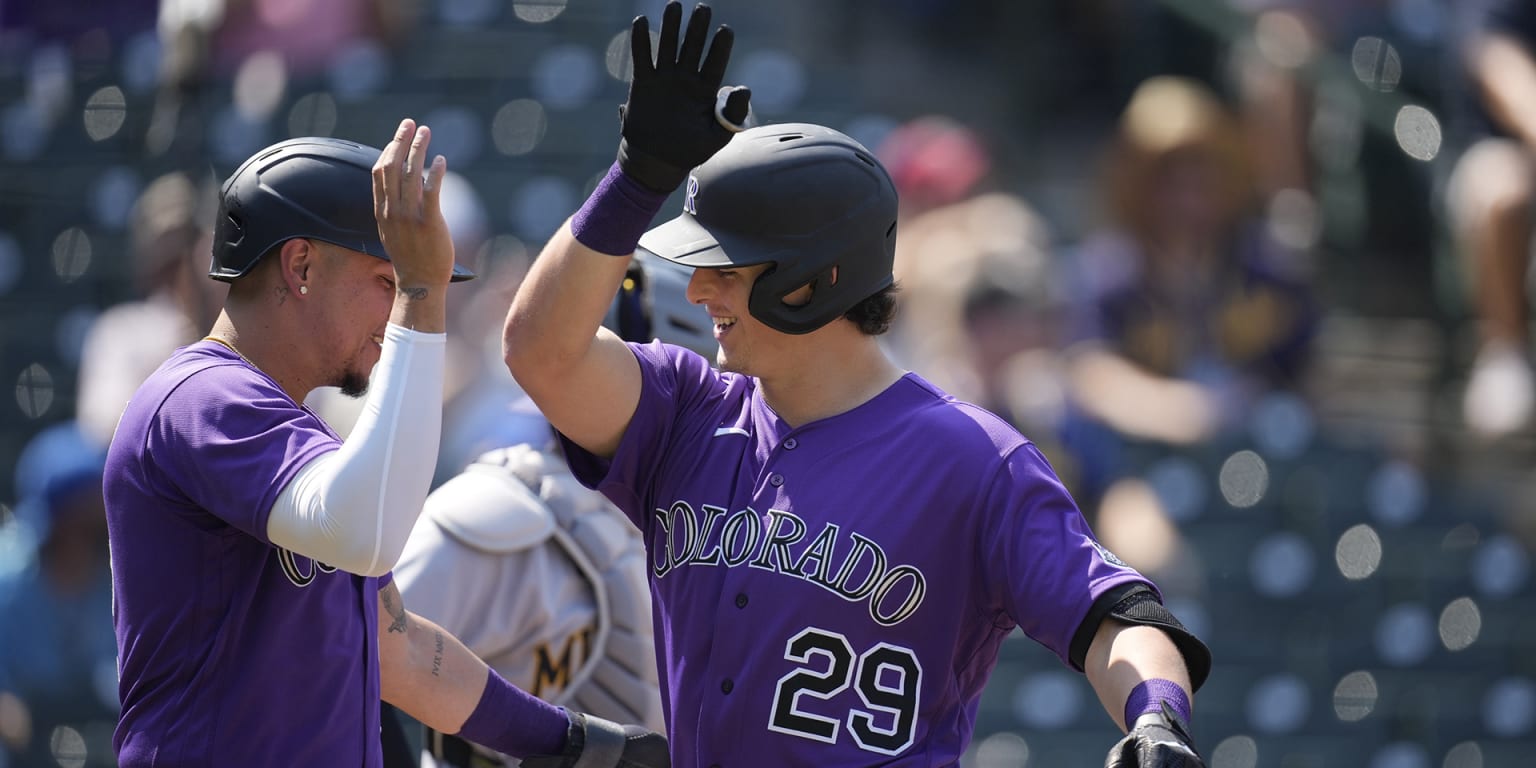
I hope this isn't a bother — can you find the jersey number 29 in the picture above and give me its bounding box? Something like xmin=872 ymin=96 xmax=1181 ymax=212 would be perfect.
xmin=768 ymin=627 xmax=922 ymax=756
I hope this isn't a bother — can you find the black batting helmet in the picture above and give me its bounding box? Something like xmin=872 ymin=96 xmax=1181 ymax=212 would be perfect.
xmin=638 ymin=123 xmax=898 ymax=334
xmin=209 ymin=136 xmax=475 ymax=283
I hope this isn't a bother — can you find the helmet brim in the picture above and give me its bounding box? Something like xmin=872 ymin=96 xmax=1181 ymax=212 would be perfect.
xmin=638 ymin=211 xmax=775 ymax=269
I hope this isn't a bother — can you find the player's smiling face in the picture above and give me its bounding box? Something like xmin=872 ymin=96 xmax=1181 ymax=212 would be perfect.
xmin=311 ymin=242 xmax=394 ymax=396
xmin=687 ymin=262 xmax=809 ymax=375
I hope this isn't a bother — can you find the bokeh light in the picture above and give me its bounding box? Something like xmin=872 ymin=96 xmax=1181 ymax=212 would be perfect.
xmin=1351 ymin=37 xmax=1402 ymax=92
xmin=51 ymin=227 xmax=92 ymax=283
xmin=971 ymin=731 xmax=1029 ymax=768
xmin=1367 ymin=459 xmax=1426 ymax=527
xmin=1438 ymin=597 xmax=1481 ymax=652
xmin=1012 ymin=671 xmax=1083 ymax=730
xmin=1219 ymin=450 xmax=1269 ymax=508
xmin=533 ymin=44 xmax=601 ymax=110
xmin=82 ymin=85 xmax=127 ymax=142
xmin=288 ymin=92 xmax=339 ymax=137
xmin=513 ymin=0 xmax=569 ymax=24
xmin=15 ymin=363 xmax=55 ymax=420
xmin=1249 ymin=531 xmax=1315 ymax=598
xmin=1374 ymin=603 xmax=1435 ymax=666
xmin=48 ymin=724 xmax=86 ymax=768
xmin=1333 ymin=670 xmax=1377 ymax=722
xmin=1336 ymin=524 xmax=1383 ymax=580
xmin=492 ymin=99 xmax=548 ymax=156
xmin=1245 ymin=674 xmax=1309 ymax=734
xmin=1369 ymin=742 xmax=1430 ymax=768
xmin=1394 ymin=105 xmax=1441 ymax=162
xmin=1443 ymin=741 xmax=1483 ymax=768
xmin=232 ymin=52 xmax=287 ymax=121
xmin=90 ymin=166 xmax=142 ymax=230
xmin=1482 ymin=677 xmax=1536 ymax=737
xmin=1208 ymin=735 xmax=1258 ymax=768
xmin=1144 ymin=455 xmax=1208 ymax=522
xmin=1471 ymin=534 xmax=1530 ymax=598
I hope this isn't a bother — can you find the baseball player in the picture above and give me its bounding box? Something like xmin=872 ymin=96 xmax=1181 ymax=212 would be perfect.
xmin=104 ymin=121 xmax=667 ymax=768
xmin=391 ymin=251 xmax=714 ymax=767
xmin=501 ymin=3 xmax=1212 ymax=767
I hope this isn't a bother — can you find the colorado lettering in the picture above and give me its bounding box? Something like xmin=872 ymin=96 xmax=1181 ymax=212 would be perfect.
xmin=277 ymin=547 xmax=337 ymax=587
xmin=652 ymin=501 xmax=925 ymax=626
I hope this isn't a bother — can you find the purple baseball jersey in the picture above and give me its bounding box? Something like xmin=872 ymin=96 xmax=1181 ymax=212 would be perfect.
xmin=559 ymin=341 xmax=1154 ymax=767
xmin=104 ymin=341 xmax=387 ymax=767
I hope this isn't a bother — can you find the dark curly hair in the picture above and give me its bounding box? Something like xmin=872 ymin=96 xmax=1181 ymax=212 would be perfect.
xmin=843 ymin=282 xmax=900 ymax=336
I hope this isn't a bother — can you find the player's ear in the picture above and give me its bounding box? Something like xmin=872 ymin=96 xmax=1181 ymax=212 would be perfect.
xmin=276 ymin=238 xmax=318 ymax=296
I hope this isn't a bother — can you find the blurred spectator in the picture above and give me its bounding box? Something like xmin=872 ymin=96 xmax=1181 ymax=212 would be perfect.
xmin=1060 ymin=75 xmax=1317 ymax=495
xmin=148 ymin=0 xmax=419 ymax=156
xmin=1445 ymin=0 xmax=1536 ymax=440
xmin=879 ymin=115 xmax=1079 ymax=485
xmin=75 ymin=170 xmax=223 ymax=451
xmin=877 ymin=114 xmax=992 ymax=219
xmin=0 ymin=421 xmax=117 ymax=767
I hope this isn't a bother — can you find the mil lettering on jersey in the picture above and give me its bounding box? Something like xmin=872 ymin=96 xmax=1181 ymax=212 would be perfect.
xmin=651 ymin=501 xmax=927 ymax=626
xmin=532 ymin=626 xmax=596 ymax=698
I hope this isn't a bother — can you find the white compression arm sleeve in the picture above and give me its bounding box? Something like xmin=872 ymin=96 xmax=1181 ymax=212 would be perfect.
xmin=266 ymin=323 xmax=446 ymax=577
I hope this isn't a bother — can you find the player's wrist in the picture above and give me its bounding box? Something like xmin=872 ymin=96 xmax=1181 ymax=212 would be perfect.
xmin=617 ymin=138 xmax=690 ymax=195
xmin=454 ymin=668 xmax=569 ymax=758
xmin=1124 ymin=678 xmax=1191 ymax=730
xmin=570 ymin=161 xmax=670 ymax=256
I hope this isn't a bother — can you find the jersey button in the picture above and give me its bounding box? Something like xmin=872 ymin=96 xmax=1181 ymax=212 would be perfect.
xmin=721 ymin=678 xmax=734 ymax=694
xmin=784 ymin=437 xmax=798 ymax=450
xmin=735 ymin=593 xmax=748 ymax=608
xmin=769 ymin=473 xmax=784 ymax=487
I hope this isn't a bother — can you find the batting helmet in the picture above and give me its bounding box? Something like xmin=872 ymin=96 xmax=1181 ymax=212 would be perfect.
xmin=606 ymin=248 xmax=717 ymax=357
xmin=638 ymin=123 xmax=899 ymax=334
xmin=209 ymin=137 xmax=476 ymax=283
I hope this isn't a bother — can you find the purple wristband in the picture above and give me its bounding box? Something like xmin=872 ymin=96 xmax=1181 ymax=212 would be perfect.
xmin=1125 ymin=678 xmax=1191 ymax=727
xmin=570 ymin=162 xmax=670 ymax=256
xmin=455 ymin=668 xmax=569 ymax=758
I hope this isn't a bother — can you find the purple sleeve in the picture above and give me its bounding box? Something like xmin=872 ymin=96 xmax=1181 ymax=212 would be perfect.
xmin=148 ymin=369 xmax=339 ymax=542
xmin=983 ymin=442 xmax=1155 ymax=667
xmin=560 ymin=340 xmax=722 ymax=528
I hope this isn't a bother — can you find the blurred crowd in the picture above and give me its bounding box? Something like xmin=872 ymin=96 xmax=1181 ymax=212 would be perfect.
xmin=3 ymin=0 xmax=1535 ymax=766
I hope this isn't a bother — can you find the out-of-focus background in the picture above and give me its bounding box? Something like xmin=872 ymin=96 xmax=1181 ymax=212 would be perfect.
xmin=2 ymin=0 xmax=1535 ymax=765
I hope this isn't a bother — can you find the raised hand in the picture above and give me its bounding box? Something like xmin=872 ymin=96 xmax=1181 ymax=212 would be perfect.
xmin=1104 ymin=703 xmax=1205 ymax=768
xmin=372 ymin=118 xmax=456 ymax=293
xmin=618 ymin=1 xmax=751 ymax=193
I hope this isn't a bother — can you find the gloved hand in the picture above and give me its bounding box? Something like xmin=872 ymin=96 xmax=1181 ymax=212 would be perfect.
xmin=520 ymin=711 xmax=669 ymax=768
xmin=619 ymin=0 xmax=751 ymax=193
xmin=1104 ymin=702 xmax=1204 ymax=768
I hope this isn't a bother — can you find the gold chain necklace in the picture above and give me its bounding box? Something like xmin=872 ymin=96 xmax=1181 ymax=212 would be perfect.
xmin=202 ymin=335 xmax=255 ymax=367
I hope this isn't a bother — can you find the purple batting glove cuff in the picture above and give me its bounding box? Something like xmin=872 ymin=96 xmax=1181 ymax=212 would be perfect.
xmin=1125 ymin=678 xmax=1192 ymax=729
xmin=455 ymin=667 xmax=569 ymax=758
xmin=570 ymin=162 xmax=670 ymax=256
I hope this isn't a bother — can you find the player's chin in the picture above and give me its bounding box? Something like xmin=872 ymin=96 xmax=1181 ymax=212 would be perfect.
xmin=338 ymin=368 xmax=371 ymax=398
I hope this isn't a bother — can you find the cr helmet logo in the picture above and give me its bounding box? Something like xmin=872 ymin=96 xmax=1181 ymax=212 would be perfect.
xmin=683 ymin=175 xmax=700 ymax=215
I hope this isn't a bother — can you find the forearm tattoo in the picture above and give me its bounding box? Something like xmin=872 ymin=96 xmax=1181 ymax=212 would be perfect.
xmin=381 ymin=583 xmax=408 ymax=634
xmin=398 ymin=286 xmax=429 ymax=300
xmin=432 ymin=630 xmax=445 ymax=677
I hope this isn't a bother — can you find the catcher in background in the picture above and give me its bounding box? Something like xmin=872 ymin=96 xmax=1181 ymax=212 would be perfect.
xmin=388 ymin=251 xmax=713 ymax=767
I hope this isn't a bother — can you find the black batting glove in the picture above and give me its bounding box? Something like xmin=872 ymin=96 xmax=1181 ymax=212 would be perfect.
xmin=619 ymin=1 xmax=751 ymax=193
xmin=520 ymin=711 xmax=669 ymax=768
xmin=1104 ymin=702 xmax=1204 ymax=768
